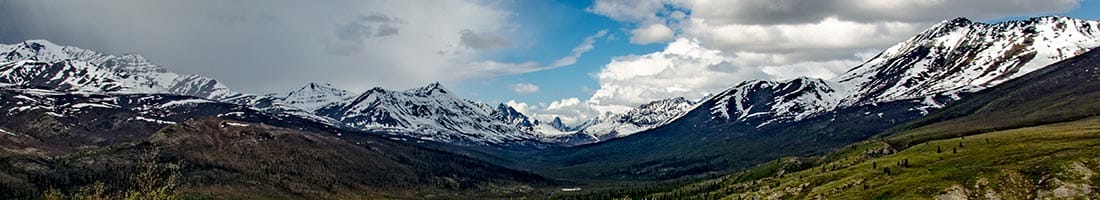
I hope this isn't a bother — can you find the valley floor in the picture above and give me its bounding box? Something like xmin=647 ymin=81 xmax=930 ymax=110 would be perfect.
xmin=560 ymin=116 xmax=1100 ymax=199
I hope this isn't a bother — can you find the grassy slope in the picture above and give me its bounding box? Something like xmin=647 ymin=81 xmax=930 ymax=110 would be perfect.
xmin=556 ymin=40 xmax=1100 ymax=199
xmin=882 ymin=47 xmax=1100 ymax=147
xmin=647 ymin=117 xmax=1100 ymax=199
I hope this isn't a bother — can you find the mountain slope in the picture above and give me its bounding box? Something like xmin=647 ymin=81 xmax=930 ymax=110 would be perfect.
xmin=576 ymin=97 xmax=696 ymax=141
xmin=837 ymin=17 xmax=1100 ymax=106
xmin=611 ymin=47 xmax=1100 ymax=199
xmin=702 ymin=16 xmax=1100 ymax=128
xmin=0 ymin=40 xmax=558 ymax=146
xmin=501 ymin=16 xmax=1100 ymax=182
xmin=0 ymin=86 xmax=559 ymax=199
xmin=0 ymin=40 xmax=237 ymax=99
xmin=597 ymin=117 xmax=1100 ymax=199
xmin=0 ymin=40 xmax=341 ymax=127
xmin=273 ymin=82 xmax=354 ymax=111
xmin=884 ymin=42 xmax=1100 ymax=146
xmin=312 ymin=83 xmax=547 ymax=146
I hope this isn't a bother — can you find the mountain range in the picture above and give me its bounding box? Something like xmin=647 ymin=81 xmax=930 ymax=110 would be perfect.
xmin=480 ymin=16 xmax=1100 ymax=181
xmin=2 ymin=16 xmax=1100 ymax=198
xmin=0 ymin=40 xmax=704 ymax=146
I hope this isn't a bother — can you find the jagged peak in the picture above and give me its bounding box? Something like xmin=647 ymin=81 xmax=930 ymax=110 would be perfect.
xmin=636 ymin=96 xmax=692 ymax=109
xmin=496 ymin=103 xmax=518 ymax=112
xmin=20 ymin=39 xmax=60 ymax=49
xmin=407 ymin=81 xmax=450 ymax=96
xmin=362 ymin=86 xmax=388 ymax=95
xmin=946 ymin=17 xmax=972 ymax=25
xmin=303 ymin=82 xmax=339 ymax=90
xmin=283 ymin=82 xmax=347 ymax=97
xmin=3 ymin=39 xmax=70 ymax=61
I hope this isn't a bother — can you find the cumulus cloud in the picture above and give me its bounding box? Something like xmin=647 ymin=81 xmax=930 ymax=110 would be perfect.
xmin=586 ymin=0 xmax=687 ymax=25
xmin=508 ymin=83 xmax=540 ymax=94
xmin=505 ymin=100 xmax=536 ymax=115
xmin=541 ymin=98 xmax=600 ymax=124
xmin=629 ymin=23 xmax=674 ymax=44
xmin=504 ymin=97 xmax=603 ymax=125
xmin=589 ymin=38 xmax=774 ymax=113
xmin=573 ymin=0 xmax=1080 ymax=116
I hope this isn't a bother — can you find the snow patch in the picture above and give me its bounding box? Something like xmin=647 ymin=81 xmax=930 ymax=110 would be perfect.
xmin=0 ymin=128 xmax=15 ymax=136
xmin=158 ymin=99 xmax=212 ymax=108
xmin=131 ymin=116 xmax=177 ymax=125
xmin=222 ymin=121 xmax=249 ymax=127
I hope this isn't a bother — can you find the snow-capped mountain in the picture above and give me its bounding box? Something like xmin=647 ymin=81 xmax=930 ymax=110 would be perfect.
xmin=4 ymin=16 xmax=1095 ymax=147
xmin=530 ymin=116 xmax=580 ymax=137
xmin=836 ymin=16 xmax=1100 ymax=106
xmin=0 ymin=40 xmax=342 ymax=126
xmin=307 ymin=82 xmax=546 ymax=145
xmin=575 ymin=97 xmax=695 ymax=141
xmin=272 ymin=82 xmax=354 ymax=111
xmin=0 ymin=40 xmax=238 ymax=100
xmin=0 ymin=40 xmax=553 ymax=146
xmin=704 ymin=16 xmax=1100 ymax=127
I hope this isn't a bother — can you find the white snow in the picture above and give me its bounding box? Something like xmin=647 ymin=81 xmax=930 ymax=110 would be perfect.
xmin=70 ymin=103 xmax=118 ymax=109
xmin=272 ymin=82 xmax=353 ymax=111
xmin=132 ymin=116 xmax=177 ymax=125
xmin=158 ymin=99 xmax=213 ymax=108
xmin=223 ymin=122 xmax=249 ymax=127
xmin=216 ymin=112 xmax=246 ymax=117
xmin=0 ymin=39 xmax=242 ymax=101
xmin=577 ymin=97 xmax=695 ymax=140
xmin=691 ymin=16 xmax=1100 ymax=128
xmin=0 ymin=128 xmax=15 ymax=136
xmin=2 ymin=16 xmax=1097 ymax=146
xmin=322 ymin=83 xmax=552 ymax=144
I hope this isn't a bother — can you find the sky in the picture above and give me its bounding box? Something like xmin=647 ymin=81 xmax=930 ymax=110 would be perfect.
xmin=1 ymin=0 xmax=1097 ymax=124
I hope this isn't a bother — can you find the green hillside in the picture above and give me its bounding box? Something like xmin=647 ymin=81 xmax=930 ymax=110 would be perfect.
xmin=556 ymin=40 xmax=1100 ymax=200
xmin=643 ymin=117 xmax=1100 ymax=199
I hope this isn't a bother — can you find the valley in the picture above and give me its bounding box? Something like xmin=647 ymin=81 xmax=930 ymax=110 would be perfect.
xmin=1 ymin=14 xmax=1099 ymax=199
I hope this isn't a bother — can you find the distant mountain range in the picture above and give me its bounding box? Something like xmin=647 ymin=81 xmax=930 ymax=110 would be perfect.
xmin=2 ymin=15 xmax=1100 ymax=198
xmin=2 ymin=15 xmax=1098 ymax=147
xmin=483 ymin=16 xmax=1100 ymax=181
xmin=0 ymin=40 xmax=703 ymax=146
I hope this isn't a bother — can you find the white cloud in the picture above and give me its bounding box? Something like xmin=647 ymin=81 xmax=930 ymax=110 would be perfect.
xmin=547 ymin=98 xmax=582 ymax=110
xmin=684 ymin=17 xmax=929 ymax=64
xmin=629 ymin=23 xmax=674 ymax=44
xmin=541 ymin=98 xmax=599 ymax=124
xmin=505 ymin=98 xmax=600 ymax=125
xmin=569 ymin=0 xmax=1080 ymax=117
xmin=586 ymin=0 xmax=687 ymax=25
xmin=508 ymin=83 xmax=540 ymax=94
xmin=589 ymin=38 xmax=772 ymax=113
xmin=0 ymin=1 xmax=621 ymax=94
xmin=552 ymin=29 xmax=609 ymax=67
xmin=456 ymin=29 xmax=610 ymax=79
xmin=688 ymin=0 xmax=1079 ymax=25
xmin=505 ymin=100 xmax=537 ymax=115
